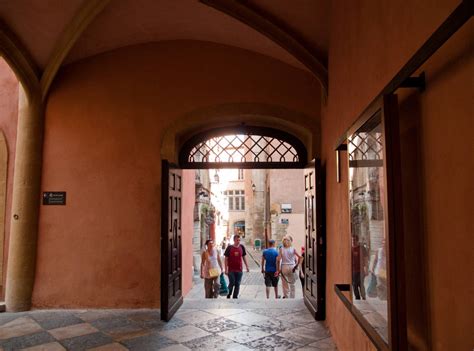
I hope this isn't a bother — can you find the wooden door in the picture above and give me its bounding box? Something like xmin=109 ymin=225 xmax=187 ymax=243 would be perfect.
xmin=161 ymin=161 xmax=183 ymax=321
xmin=304 ymin=159 xmax=326 ymax=320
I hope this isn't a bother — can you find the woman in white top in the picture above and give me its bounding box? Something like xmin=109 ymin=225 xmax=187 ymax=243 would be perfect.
xmin=279 ymin=235 xmax=302 ymax=298
xmin=201 ymin=239 xmax=223 ymax=298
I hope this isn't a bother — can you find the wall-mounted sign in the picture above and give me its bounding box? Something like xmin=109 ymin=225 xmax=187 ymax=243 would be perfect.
xmin=43 ymin=192 xmax=66 ymax=205
xmin=281 ymin=203 xmax=292 ymax=213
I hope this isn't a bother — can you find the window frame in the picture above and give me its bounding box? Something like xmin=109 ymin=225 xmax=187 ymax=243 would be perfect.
xmin=344 ymin=95 xmax=407 ymax=350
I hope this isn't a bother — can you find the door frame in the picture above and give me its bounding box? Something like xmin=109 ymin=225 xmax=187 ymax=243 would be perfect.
xmin=161 ymin=126 xmax=326 ymax=320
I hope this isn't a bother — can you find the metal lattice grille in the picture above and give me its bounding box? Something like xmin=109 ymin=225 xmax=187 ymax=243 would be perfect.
xmin=348 ymin=132 xmax=383 ymax=161
xmin=188 ymin=134 xmax=300 ymax=164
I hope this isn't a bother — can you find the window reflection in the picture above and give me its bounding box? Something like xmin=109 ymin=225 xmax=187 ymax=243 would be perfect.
xmin=349 ymin=112 xmax=388 ymax=343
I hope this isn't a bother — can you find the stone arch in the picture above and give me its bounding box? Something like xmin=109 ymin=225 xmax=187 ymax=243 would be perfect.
xmin=161 ymin=102 xmax=318 ymax=163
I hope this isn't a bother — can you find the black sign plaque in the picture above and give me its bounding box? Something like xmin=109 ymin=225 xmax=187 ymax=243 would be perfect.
xmin=43 ymin=192 xmax=66 ymax=205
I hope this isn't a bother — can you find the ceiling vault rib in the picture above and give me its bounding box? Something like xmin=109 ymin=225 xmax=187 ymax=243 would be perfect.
xmin=40 ymin=0 xmax=112 ymax=101
xmin=200 ymin=0 xmax=329 ymax=96
xmin=0 ymin=19 xmax=40 ymax=96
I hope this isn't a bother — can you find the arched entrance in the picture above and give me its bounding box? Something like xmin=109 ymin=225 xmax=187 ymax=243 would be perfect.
xmin=161 ymin=126 xmax=325 ymax=322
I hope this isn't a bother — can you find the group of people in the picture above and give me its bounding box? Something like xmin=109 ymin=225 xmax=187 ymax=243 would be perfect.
xmin=200 ymin=234 xmax=305 ymax=299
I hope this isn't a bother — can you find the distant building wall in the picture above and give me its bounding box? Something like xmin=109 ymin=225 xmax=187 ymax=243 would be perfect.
xmin=270 ymin=169 xmax=304 ymax=249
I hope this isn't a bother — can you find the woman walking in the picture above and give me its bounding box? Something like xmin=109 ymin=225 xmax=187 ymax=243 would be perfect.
xmin=200 ymin=239 xmax=223 ymax=298
xmin=279 ymin=235 xmax=302 ymax=298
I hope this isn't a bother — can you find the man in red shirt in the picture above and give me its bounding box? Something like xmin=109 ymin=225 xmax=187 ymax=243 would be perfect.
xmin=224 ymin=234 xmax=250 ymax=299
xmin=352 ymin=235 xmax=369 ymax=300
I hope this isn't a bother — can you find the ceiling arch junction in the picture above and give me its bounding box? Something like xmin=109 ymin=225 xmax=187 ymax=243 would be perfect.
xmin=0 ymin=0 xmax=329 ymax=100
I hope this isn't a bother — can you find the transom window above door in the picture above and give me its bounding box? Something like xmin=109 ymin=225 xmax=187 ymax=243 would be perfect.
xmin=179 ymin=127 xmax=307 ymax=169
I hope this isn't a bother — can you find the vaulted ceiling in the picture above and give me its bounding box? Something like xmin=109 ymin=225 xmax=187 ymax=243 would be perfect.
xmin=0 ymin=0 xmax=329 ymax=93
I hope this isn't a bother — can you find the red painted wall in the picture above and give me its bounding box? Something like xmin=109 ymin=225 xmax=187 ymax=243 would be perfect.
xmin=0 ymin=59 xmax=18 ymax=299
xmin=324 ymin=1 xmax=473 ymax=349
xmin=33 ymin=41 xmax=320 ymax=308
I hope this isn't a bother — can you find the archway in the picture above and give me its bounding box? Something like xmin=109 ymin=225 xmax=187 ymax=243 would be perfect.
xmin=160 ymin=125 xmax=325 ymax=322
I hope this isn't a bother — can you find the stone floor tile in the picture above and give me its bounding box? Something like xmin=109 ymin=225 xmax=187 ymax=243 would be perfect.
xmin=21 ymin=341 xmax=66 ymax=351
xmin=276 ymin=311 xmax=316 ymax=325
xmin=182 ymin=334 xmax=248 ymax=351
xmin=0 ymin=331 xmax=55 ymax=350
xmin=124 ymin=310 xmax=161 ymax=322
xmin=59 ymin=332 xmax=114 ymax=351
xmin=159 ymin=344 xmax=192 ymax=351
xmin=249 ymin=318 xmax=299 ymax=334
xmin=307 ymin=337 xmax=338 ymax=350
xmin=225 ymin=311 xmax=270 ymax=326
xmin=244 ymin=334 xmax=301 ymax=350
xmin=204 ymin=308 xmax=246 ymax=317
xmin=88 ymin=342 xmax=129 ymax=350
xmin=121 ymin=332 xmax=176 ymax=350
xmin=289 ymin=325 xmax=329 ymax=340
xmin=194 ymin=317 xmax=243 ymax=333
xmin=75 ymin=310 xmax=119 ymax=323
xmin=105 ymin=324 xmax=151 ymax=341
xmin=250 ymin=308 xmax=293 ymax=318
xmin=276 ymin=327 xmax=322 ymax=346
xmin=172 ymin=310 xmax=217 ymax=324
xmin=159 ymin=325 xmax=211 ymax=343
xmin=174 ymin=309 xmax=198 ymax=317
xmin=149 ymin=317 xmax=185 ymax=332
xmin=131 ymin=317 xmax=165 ymax=331
xmin=31 ymin=312 xmax=84 ymax=330
xmin=48 ymin=323 xmax=98 ymax=340
xmin=90 ymin=317 xmax=135 ymax=332
xmin=0 ymin=314 xmax=28 ymax=327
xmin=0 ymin=317 xmax=43 ymax=339
xmin=218 ymin=326 xmax=270 ymax=344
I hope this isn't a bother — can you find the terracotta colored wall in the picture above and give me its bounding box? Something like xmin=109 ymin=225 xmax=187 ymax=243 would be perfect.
xmin=181 ymin=170 xmax=195 ymax=296
xmin=324 ymin=1 xmax=473 ymax=350
xmin=34 ymin=41 xmax=320 ymax=307
xmin=0 ymin=59 xmax=18 ymax=299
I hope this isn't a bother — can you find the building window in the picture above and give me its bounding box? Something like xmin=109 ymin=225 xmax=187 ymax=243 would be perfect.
xmin=281 ymin=203 xmax=292 ymax=213
xmin=224 ymin=190 xmax=245 ymax=211
xmin=238 ymin=169 xmax=244 ymax=180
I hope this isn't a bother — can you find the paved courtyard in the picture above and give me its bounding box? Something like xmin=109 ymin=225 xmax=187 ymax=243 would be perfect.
xmin=0 ymin=249 xmax=335 ymax=350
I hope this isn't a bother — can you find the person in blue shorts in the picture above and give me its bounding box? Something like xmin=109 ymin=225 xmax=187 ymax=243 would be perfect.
xmin=261 ymin=239 xmax=280 ymax=299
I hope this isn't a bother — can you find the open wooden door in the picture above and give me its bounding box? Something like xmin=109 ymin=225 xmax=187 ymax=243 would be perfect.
xmin=303 ymin=159 xmax=326 ymax=320
xmin=160 ymin=160 xmax=183 ymax=321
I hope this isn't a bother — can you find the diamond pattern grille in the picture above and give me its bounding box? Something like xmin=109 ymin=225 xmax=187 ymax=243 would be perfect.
xmin=188 ymin=134 xmax=300 ymax=164
xmin=348 ymin=132 xmax=383 ymax=161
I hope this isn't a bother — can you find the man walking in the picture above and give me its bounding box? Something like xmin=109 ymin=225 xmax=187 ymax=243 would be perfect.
xmin=261 ymin=239 xmax=280 ymax=298
xmin=224 ymin=234 xmax=250 ymax=299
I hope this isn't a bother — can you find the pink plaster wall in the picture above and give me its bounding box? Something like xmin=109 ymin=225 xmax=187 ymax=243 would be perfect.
xmin=33 ymin=41 xmax=320 ymax=308
xmin=0 ymin=59 xmax=18 ymax=299
xmin=181 ymin=170 xmax=195 ymax=296
xmin=323 ymin=1 xmax=473 ymax=349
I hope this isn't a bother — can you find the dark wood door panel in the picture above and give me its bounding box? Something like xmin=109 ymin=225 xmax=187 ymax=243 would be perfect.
xmin=161 ymin=161 xmax=183 ymax=321
xmin=304 ymin=159 xmax=325 ymax=320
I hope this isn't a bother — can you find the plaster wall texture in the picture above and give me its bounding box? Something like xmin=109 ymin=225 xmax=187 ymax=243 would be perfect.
xmin=0 ymin=59 xmax=18 ymax=299
xmin=33 ymin=41 xmax=320 ymax=308
xmin=181 ymin=170 xmax=195 ymax=296
xmin=269 ymin=169 xmax=304 ymax=213
xmin=324 ymin=1 xmax=473 ymax=350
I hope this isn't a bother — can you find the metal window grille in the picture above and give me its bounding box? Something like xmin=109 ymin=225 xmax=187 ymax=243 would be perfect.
xmin=188 ymin=134 xmax=299 ymax=164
